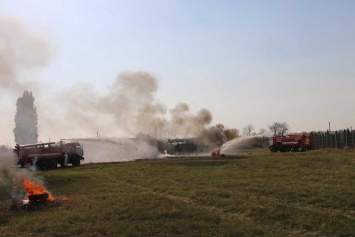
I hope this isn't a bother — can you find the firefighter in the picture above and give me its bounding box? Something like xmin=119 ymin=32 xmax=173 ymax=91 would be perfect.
xmin=32 ymin=156 xmax=37 ymax=166
xmin=63 ymin=152 xmax=68 ymax=167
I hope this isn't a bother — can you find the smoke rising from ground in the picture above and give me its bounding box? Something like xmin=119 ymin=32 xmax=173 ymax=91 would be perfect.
xmin=40 ymin=72 xmax=216 ymax=144
xmin=0 ymin=151 xmax=48 ymax=200
xmin=0 ymin=15 xmax=52 ymax=93
xmin=49 ymin=72 xmax=220 ymax=161
xmin=1 ymin=15 xmax=224 ymax=161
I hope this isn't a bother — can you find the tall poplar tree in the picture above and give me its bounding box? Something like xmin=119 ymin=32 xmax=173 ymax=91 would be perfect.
xmin=13 ymin=91 xmax=39 ymax=144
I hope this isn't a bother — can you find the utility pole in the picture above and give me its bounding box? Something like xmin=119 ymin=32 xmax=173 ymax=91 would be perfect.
xmin=328 ymin=122 xmax=332 ymax=148
xmin=351 ymin=126 xmax=354 ymax=149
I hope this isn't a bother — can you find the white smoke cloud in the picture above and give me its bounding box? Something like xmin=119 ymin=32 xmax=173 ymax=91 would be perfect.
xmin=0 ymin=15 xmax=52 ymax=92
xmin=1 ymin=15 xmax=224 ymax=162
xmin=0 ymin=150 xmax=48 ymax=200
xmin=39 ymin=71 xmax=214 ymax=141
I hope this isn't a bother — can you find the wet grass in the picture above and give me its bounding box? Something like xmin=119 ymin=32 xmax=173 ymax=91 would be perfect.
xmin=0 ymin=149 xmax=354 ymax=236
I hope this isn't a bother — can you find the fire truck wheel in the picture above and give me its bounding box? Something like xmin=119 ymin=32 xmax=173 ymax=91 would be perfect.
xmin=59 ymin=161 xmax=66 ymax=167
xmin=37 ymin=161 xmax=49 ymax=170
xmin=269 ymin=145 xmax=277 ymax=152
xmin=72 ymin=158 xmax=80 ymax=167
xmin=49 ymin=159 xmax=57 ymax=169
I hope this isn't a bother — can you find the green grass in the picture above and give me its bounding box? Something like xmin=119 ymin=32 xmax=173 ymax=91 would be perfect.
xmin=1 ymin=149 xmax=354 ymax=236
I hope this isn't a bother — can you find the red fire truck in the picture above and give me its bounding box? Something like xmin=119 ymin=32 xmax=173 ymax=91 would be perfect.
xmin=14 ymin=141 xmax=84 ymax=170
xmin=269 ymin=133 xmax=313 ymax=152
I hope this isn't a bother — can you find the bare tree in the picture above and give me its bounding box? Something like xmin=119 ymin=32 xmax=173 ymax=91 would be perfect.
xmin=267 ymin=122 xmax=289 ymax=136
xmin=258 ymin=128 xmax=267 ymax=136
xmin=242 ymin=124 xmax=254 ymax=136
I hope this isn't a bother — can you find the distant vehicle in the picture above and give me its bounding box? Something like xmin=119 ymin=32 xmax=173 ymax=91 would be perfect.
xmin=269 ymin=133 xmax=313 ymax=152
xmin=14 ymin=141 xmax=84 ymax=170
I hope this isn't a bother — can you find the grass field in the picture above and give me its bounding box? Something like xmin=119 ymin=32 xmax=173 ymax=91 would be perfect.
xmin=1 ymin=149 xmax=354 ymax=236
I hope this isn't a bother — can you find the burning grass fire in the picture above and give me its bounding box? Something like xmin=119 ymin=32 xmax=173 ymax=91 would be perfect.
xmin=11 ymin=178 xmax=67 ymax=210
xmin=22 ymin=178 xmax=54 ymax=202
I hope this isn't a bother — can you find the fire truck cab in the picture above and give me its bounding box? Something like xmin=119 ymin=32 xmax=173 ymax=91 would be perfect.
xmin=14 ymin=141 xmax=84 ymax=170
xmin=269 ymin=133 xmax=313 ymax=152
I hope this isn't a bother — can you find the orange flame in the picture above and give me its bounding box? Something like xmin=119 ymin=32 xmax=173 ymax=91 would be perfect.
xmin=22 ymin=178 xmax=54 ymax=201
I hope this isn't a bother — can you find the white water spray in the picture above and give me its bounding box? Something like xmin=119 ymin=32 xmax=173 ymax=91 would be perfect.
xmin=220 ymin=136 xmax=262 ymax=153
xmin=72 ymin=137 xmax=160 ymax=163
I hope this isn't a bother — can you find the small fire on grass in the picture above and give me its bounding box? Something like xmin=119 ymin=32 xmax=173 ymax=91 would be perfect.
xmin=11 ymin=178 xmax=68 ymax=210
xmin=22 ymin=178 xmax=55 ymax=202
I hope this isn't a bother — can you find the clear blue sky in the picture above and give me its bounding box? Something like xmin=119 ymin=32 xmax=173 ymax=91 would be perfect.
xmin=1 ymin=0 xmax=355 ymax=144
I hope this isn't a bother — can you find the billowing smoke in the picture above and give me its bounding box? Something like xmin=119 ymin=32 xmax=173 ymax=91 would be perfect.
xmin=40 ymin=72 xmax=217 ymax=144
xmin=1 ymin=15 xmax=225 ymax=162
xmin=170 ymin=103 xmax=212 ymax=138
xmin=94 ymin=72 xmax=168 ymax=136
xmin=45 ymin=71 xmax=221 ymax=160
xmin=197 ymin=126 xmax=227 ymax=147
xmin=0 ymin=150 xmax=48 ymax=200
xmin=0 ymin=15 xmax=52 ymax=92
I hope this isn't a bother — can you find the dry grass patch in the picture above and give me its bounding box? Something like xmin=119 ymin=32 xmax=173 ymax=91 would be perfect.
xmin=1 ymin=149 xmax=354 ymax=236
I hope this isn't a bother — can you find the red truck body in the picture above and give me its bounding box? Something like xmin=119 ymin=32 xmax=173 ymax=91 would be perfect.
xmin=14 ymin=141 xmax=84 ymax=170
xmin=269 ymin=133 xmax=313 ymax=152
